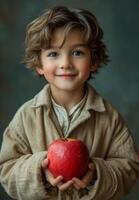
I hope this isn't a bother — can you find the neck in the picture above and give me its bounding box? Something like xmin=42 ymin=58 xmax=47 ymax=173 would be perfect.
xmin=50 ymin=86 xmax=86 ymax=111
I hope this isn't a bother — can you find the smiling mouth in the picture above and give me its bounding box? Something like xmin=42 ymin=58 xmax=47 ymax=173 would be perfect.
xmin=56 ymin=74 xmax=77 ymax=77
xmin=55 ymin=74 xmax=77 ymax=80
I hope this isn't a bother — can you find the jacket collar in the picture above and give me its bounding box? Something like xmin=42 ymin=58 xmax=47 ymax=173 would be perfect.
xmin=31 ymin=83 xmax=105 ymax=112
xmin=85 ymin=84 xmax=105 ymax=112
xmin=31 ymin=84 xmax=52 ymax=108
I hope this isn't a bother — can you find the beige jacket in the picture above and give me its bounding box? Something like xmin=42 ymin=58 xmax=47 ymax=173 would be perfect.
xmin=0 ymin=84 xmax=139 ymax=200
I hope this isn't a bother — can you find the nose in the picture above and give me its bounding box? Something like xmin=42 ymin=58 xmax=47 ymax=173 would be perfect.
xmin=60 ymin=55 xmax=72 ymax=69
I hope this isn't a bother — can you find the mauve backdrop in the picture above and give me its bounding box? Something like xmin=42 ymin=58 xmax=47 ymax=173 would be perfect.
xmin=0 ymin=0 xmax=139 ymax=199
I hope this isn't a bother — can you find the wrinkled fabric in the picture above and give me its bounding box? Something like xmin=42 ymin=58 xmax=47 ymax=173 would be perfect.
xmin=0 ymin=83 xmax=139 ymax=200
xmin=51 ymin=90 xmax=87 ymax=135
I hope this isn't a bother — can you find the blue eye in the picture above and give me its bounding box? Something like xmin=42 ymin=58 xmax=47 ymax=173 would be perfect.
xmin=47 ymin=52 xmax=58 ymax=58
xmin=72 ymin=50 xmax=84 ymax=57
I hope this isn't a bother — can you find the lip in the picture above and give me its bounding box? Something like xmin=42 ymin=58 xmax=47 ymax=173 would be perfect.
xmin=56 ymin=74 xmax=77 ymax=76
xmin=55 ymin=74 xmax=77 ymax=79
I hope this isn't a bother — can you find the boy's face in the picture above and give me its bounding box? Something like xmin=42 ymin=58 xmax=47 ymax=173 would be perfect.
xmin=37 ymin=27 xmax=95 ymax=94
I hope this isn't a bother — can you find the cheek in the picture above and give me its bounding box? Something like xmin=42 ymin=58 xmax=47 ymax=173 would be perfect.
xmin=42 ymin=62 xmax=56 ymax=73
xmin=79 ymin=61 xmax=91 ymax=75
xmin=43 ymin=69 xmax=55 ymax=79
xmin=81 ymin=68 xmax=91 ymax=79
xmin=42 ymin=68 xmax=54 ymax=82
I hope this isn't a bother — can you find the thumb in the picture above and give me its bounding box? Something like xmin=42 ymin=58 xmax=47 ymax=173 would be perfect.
xmin=88 ymin=162 xmax=95 ymax=171
xmin=41 ymin=158 xmax=49 ymax=169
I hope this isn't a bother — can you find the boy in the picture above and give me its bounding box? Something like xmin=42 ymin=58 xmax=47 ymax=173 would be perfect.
xmin=0 ymin=6 xmax=139 ymax=200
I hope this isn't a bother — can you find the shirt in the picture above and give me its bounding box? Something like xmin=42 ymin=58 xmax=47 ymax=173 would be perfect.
xmin=51 ymin=91 xmax=87 ymax=135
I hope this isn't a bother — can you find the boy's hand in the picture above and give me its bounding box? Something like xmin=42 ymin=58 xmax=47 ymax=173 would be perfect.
xmin=41 ymin=158 xmax=73 ymax=191
xmin=72 ymin=162 xmax=96 ymax=190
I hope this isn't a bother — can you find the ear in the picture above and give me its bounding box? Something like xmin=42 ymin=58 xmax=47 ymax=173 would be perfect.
xmin=36 ymin=67 xmax=44 ymax=75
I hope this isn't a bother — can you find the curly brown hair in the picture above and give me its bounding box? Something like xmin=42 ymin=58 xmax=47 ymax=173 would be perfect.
xmin=23 ymin=6 xmax=109 ymax=75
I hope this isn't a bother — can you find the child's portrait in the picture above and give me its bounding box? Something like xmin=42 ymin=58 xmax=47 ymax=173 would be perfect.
xmin=0 ymin=1 xmax=139 ymax=200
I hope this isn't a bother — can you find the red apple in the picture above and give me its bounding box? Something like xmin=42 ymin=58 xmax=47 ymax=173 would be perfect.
xmin=47 ymin=138 xmax=89 ymax=181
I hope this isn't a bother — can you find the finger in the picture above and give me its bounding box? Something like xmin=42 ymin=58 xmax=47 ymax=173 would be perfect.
xmin=44 ymin=168 xmax=63 ymax=184
xmin=72 ymin=177 xmax=86 ymax=189
xmin=73 ymin=182 xmax=80 ymax=190
xmin=84 ymin=164 xmax=95 ymax=178
xmin=58 ymin=180 xmax=73 ymax=191
xmin=50 ymin=175 xmax=63 ymax=187
xmin=88 ymin=162 xmax=95 ymax=171
xmin=73 ymin=169 xmax=93 ymax=189
xmin=82 ymin=170 xmax=93 ymax=185
xmin=41 ymin=159 xmax=49 ymax=169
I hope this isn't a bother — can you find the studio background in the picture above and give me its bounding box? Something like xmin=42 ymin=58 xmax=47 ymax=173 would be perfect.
xmin=0 ymin=0 xmax=139 ymax=199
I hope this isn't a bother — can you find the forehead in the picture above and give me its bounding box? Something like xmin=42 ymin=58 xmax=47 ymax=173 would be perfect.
xmin=50 ymin=27 xmax=87 ymax=48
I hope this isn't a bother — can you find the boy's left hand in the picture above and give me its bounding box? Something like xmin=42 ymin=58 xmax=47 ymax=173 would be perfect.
xmin=72 ymin=162 xmax=96 ymax=190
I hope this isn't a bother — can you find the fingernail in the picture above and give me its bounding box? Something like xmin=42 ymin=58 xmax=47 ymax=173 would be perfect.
xmin=89 ymin=164 xmax=94 ymax=169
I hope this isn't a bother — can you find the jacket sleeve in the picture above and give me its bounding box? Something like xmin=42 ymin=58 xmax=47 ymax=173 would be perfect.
xmin=88 ymin=130 xmax=139 ymax=200
xmin=81 ymin=113 xmax=139 ymax=200
xmin=0 ymin=121 xmax=53 ymax=200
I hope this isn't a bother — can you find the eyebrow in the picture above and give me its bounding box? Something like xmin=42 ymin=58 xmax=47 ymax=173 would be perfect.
xmin=46 ymin=43 xmax=89 ymax=50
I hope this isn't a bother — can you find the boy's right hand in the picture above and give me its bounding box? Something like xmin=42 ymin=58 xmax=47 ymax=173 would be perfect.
xmin=41 ymin=158 xmax=73 ymax=191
